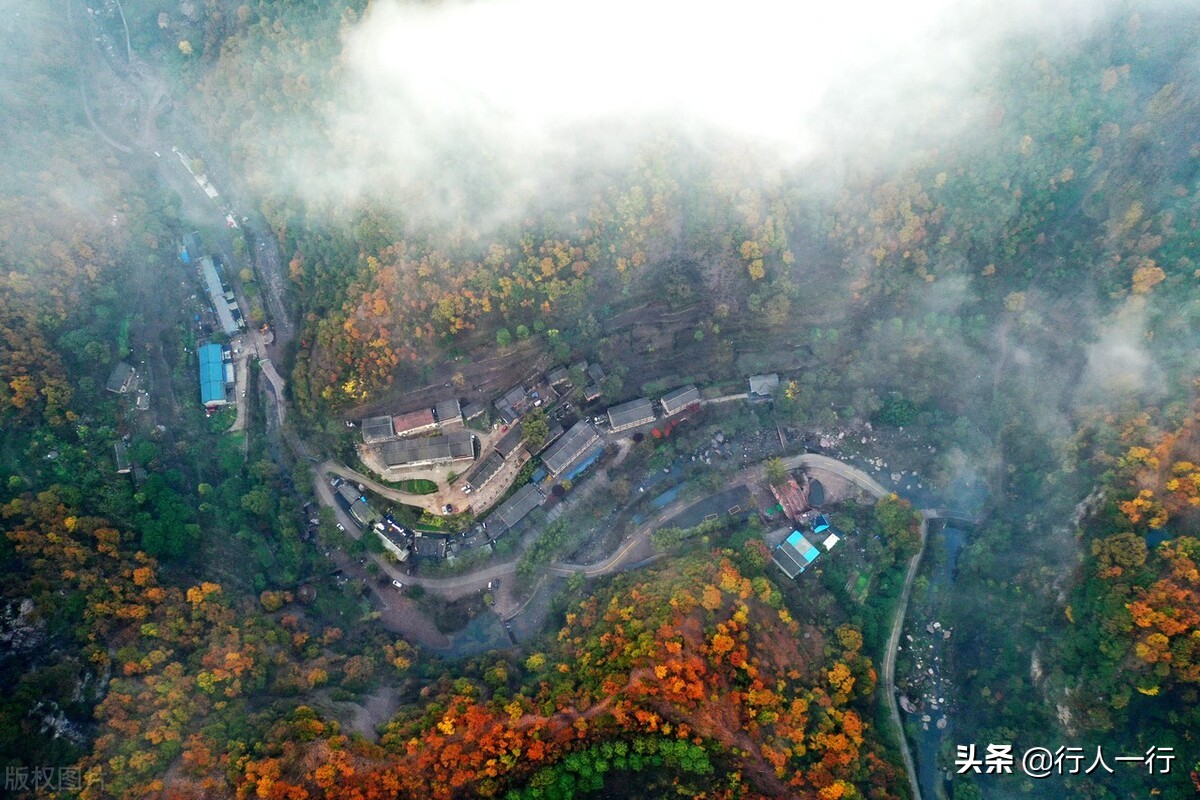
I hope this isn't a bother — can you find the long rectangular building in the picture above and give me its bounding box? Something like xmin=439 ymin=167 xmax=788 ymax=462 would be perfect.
xmin=538 ymin=423 xmax=565 ymax=454
xmin=198 ymin=343 xmax=230 ymax=408
xmin=660 ymin=385 xmax=700 ymax=417
xmin=495 ymin=423 xmax=526 ymax=459
xmin=378 ymin=431 xmax=476 ymax=469
xmin=541 ymin=420 xmax=600 ymax=476
xmin=200 ymin=257 xmax=241 ymax=336
xmin=373 ymin=524 xmax=410 ymax=561
xmin=488 ymin=484 xmax=545 ymax=535
xmin=467 ymin=452 xmax=506 ymax=489
xmin=607 ymin=397 xmax=654 ymax=432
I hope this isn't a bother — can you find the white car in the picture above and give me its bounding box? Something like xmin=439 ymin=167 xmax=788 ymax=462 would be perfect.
xmin=392 ymin=579 xmax=404 ymax=589
xmin=336 ymin=523 xmax=345 ymax=532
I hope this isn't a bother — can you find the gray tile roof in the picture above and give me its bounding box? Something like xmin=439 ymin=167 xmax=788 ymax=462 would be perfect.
xmin=489 ymin=484 xmax=545 ymax=533
xmin=434 ymin=398 xmax=462 ymax=424
xmin=541 ymin=420 xmax=600 ymax=475
xmin=105 ymin=362 xmax=135 ymax=393
xmin=502 ymin=384 xmax=527 ymax=407
xmin=495 ymin=423 xmax=526 ymax=458
xmin=607 ymin=397 xmax=654 ymax=430
xmin=413 ymin=534 xmax=447 ymax=558
xmin=379 ymin=430 xmax=475 ymax=467
xmin=361 ymin=415 xmax=395 ymax=443
xmin=749 ymin=374 xmax=780 ymax=396
xmin=660 ymin=385 xmax=700 ymax=416
xmin=468 ymin=452 xmax=505 ymax=488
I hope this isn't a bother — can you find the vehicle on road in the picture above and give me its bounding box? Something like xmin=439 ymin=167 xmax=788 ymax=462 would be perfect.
xmin=392 ymin=579 xmax=404 ymax=590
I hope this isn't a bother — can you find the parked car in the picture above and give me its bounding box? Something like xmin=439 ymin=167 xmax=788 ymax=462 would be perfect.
xmin=392 ymin=579 xmax=404 ymax=589
xmin=336 ymin=523 xmax=345 ymax=532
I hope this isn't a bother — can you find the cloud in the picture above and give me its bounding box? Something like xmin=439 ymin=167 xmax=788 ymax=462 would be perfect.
xmin=283 ymin=0 xmax=1116 ymax=227
xmin=1078 ymin=298 xmax=1165 ymax=402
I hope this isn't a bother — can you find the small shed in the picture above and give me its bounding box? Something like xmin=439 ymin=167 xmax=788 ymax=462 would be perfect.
xmin=105 ymin=362 xmax=136 ymax=394
xmin=749 ymin=373 xmax=780 ymax=399
xmin=435 ymin=398 xmax=462 ymax=427
xmin=361 ymin=416 xmax=396 ymax=444
xmin=114 ymin=441 xmax=132 ymax=474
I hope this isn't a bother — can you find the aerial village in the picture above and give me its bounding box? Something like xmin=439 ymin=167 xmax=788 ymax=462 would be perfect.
xmin=333 ymin=360 xmax=846 ymax=582
xmin=156 ymin=234 xmax=864 ymax=587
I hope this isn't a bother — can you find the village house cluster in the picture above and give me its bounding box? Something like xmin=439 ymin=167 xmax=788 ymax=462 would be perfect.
xmin=339 ymin=365 xmax=788 ymax=563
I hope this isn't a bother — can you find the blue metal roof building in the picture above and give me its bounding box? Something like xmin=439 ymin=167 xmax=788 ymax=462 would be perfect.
xmin=773 ymin=530 xmax=821 ymax=579
xmin=198 ymin=344 xmax=229 ymax=407
xmin=561 ymin=445 xmax=605 ymax=482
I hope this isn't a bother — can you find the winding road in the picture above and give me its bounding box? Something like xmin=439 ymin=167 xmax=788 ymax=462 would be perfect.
xmin=337 ymin=435 xmax=942 ymax=800
xmin=885 ymin=516 xmax=929 ymax=800
xmin=70 ymin=8 xmax=941 ymax=792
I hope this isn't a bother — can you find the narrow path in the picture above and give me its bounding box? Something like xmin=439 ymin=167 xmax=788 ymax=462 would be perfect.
xmin=700 ymin=393 xmax=747 ymax=406
xmin=884 ymin=517 xmax=928 ymax=800
xmin=781 ymin=453 xmax=922 ymax=800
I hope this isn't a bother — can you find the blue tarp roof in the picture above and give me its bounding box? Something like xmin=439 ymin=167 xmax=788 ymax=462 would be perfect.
xmin=198 ymin=344 xmax=227 ymax=405
xmin=784 ymin=530 xmax=820 ymax=566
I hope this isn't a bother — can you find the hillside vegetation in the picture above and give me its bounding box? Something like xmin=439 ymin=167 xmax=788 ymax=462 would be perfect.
xmin=5 ymin=0 xmax=1200 ymax=798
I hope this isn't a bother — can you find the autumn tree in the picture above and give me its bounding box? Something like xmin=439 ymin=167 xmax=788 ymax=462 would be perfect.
xmin=764 ymin=458 xmax=789 ymax=488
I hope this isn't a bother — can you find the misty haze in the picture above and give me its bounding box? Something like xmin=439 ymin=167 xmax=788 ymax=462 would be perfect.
xmin=1 ymin=0 xmax=1199 ymax=799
